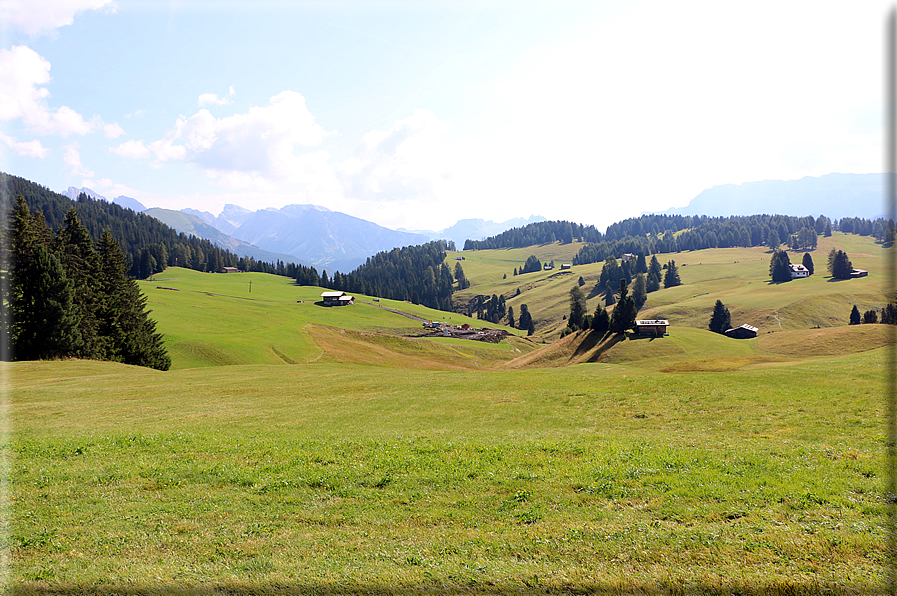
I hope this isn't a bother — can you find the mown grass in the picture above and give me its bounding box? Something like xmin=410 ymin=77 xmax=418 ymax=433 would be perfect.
xmin=141 ymin=268 xmax=524 ymax=370
xmin=454 ymin=233 xmax=892 ymax=342
xmin=6 ymin=349 xmax=887 ymax=593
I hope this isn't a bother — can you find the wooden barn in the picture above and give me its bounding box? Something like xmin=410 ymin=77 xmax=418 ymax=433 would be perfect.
xmin=219 ymin=266 xmax=239 ymax=273
xmin=634 ymin=320 xmax=669 ymax=336
xmin=725 ymin=324 xmax=758 ymax=339
xmin=321 ymin=291 xmax=354 ymax=306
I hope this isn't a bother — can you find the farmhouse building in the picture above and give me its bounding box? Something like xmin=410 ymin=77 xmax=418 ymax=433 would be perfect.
xmin=561 ymin=263 xmax=572 ymax=270
xmin=789 ymin=264 xmax=810 ymax=278
xmin=321 ymin=291 xmax=354 ymax=306
xmin=635 ymin=320 xmax=669 ymax=336
xmin=543 ymin=263 xmax=554 ymax=270
xmin=621 ymin=253 xmax=636 ymax=262
xmin=219 ymin=266 xmax=239 ymax=273
xmin=851 ymin=269 xmax=869 ymax=278
xmin=725 ymin=324 xmax=758 ymax=339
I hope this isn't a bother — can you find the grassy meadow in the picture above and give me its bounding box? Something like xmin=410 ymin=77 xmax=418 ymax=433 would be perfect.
xmin=451 ymin=232 xmax=891 ymax=342
xmin=5 ymin=233 xmax=895 ymax=594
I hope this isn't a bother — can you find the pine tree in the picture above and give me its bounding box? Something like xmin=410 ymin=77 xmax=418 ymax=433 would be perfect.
xmin=830 ymin=250 xmax=853 ymax=280
xmin=849 ymin=304 xmax=861 ymax=325
xmin=769 ymin=250 xmax=792 ymax=282
xmin=591 ymin=304 xmax=609 ymax=333
xmin=663 ymin=260 xmax=681 ymax=288
xmin=96 ymin=231 xmax=171 ymax=370
xmin=604 ymin=280 xmax=616 ymax=306
xmin=766 ymin=229 xmax=780 ymax=251
xmin=646 ymin=255 xmax=662 ymax=292
xmin=802 ymin=252 xmax=814 ymax=275
xmin=631 ymin=273 xmax=647 ymax=310
xmin=507 ymin=306 xmax=515 ymax=328
xmin=14 ymin=245 xmax=83 ymax=360
xmin=609 ymin=279 xmax=637 ymax=334
xmin=863 ymin=309 xmax=878 ymax=324
xmin=568 ymin=285 xmax=587 ymax=330
xmin=55 ymin=207 xmax=102 ymax=358
xmin=517 ymin=303 xmax=532 ymax=331
xmin=708 ymin=299 xmax=732 ymax=334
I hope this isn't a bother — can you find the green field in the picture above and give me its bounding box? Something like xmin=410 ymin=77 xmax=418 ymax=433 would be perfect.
xmin=452 ymin=233 xmax=891 ymax=342
xmin=6 ymin=236 xmax=895 ymax=594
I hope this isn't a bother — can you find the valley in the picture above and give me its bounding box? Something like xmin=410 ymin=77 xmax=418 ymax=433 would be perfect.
xmin=6 ymin=232 xmax=892 ymax=593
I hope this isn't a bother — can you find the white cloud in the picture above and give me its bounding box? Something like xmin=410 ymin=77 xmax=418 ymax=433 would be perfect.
xmin=110 ymin=139 xmax=151 ymax=159
xmin=0 ymin=0 xmax=116 ymax=36
xmin=104 ymin=122 xmax=124 ymax=138
xmin=130 ymin=91 xmax=335 ymax=184
xmin=63 ymin=143 xmax=93 ymax=176
xmin=339 ymin=108 xmax=453 ymax=202
xmin=198 ymin=93 xmax=231 ymax=107
xmin=0 ymin=45 xmax=94 ymax=136
xmin=0 ymin=131 xmax=48 ymax=158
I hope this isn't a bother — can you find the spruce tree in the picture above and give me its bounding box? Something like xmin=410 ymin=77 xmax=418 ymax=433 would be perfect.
xmin=604 ymin=280 xmax=616 ymax=306
xmin=663 ymin=260 xmax=682 ymax=288
xmin=769 ymin=250 xmax=792 ymax=282
xmin=830 ymin=250 xmax=853 ymax=279
xmin=631 ymin=273 xmax=647 ymax=310
xmin=568 ymin=285 xmax=587 ymax=330
xmin=55 ymin=207 xmax=102 ymax=358
xmin=15 ymin=245 xmax=83 ymax=360
xmin=802 ymin=252 xmax=814 ymax=275
xmin=646 ymin=255 xmax=662 ymax=292
xmin=609 ymin=279 xmax=637 ymax=334
xmin=507 ymin=306 xmax=515 ymax=328
xmin=849 ymin=305 xmax=861 ymax=325
xmin=708 ymin=300 xmax=732 ymax=334
xmin=591 ymin=304 xmax=609 ymax=333
xmin=96 ymin=231 xmax=171 ymax=371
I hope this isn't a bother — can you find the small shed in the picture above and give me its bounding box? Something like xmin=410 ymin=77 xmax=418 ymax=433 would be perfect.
xmin=560 ymin=263 xmax=572 ymax=270
xmin=621 ymin=253 xmax=636 ymax=262
xmin=789 ymin=264 xmax=810 ymax=278
xmin=725 ymin=324 xmax=758 ymax=339
xmin=851 ymin=269 xmax=869 ymax=278
xmin=321 ymin=291 xmax=346 ymax=305
xmin=634 ymin=320 xmax=669 ymax=336
xmin=543 ymin=263 xmax=554 ymax=270
xmin=337 ymin=295 xmax=355 ymax=306
xmin=220 ymin=266 xmax=238 ymax=273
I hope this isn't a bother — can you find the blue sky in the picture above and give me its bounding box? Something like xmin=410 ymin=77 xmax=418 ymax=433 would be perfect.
xmin=0 ymin=1 xmax=886 ymax=231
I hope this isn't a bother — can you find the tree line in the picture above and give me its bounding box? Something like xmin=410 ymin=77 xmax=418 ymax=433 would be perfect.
xmin=4 ymin=197 xmax=170 ymax=369
xmin=463 ymin=220 xmax=602 ymax=250
xmin=0 ymin=173 xmax=308 ymax=279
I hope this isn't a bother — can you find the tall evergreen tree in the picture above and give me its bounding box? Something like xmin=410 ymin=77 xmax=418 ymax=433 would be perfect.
xmin=631 ymin=273 xmax=647 ymax=310
xmin=14 ymin=245 xmax=83 ymax=360
xmin=591 ymin=304 xmax=609 ymax=333
xmin=663 ymin=260 xmax=682 ymax=288
xmin=518 ymin=303 xmax=532 ymax=332
xmin=567 ymin=285 xmax=587 ymax=330
xmin=802 ymin=252 xmax=814 ymax=275
xmin=849 ymin=304 xmax=861 ymax=325
xmin=829 ymin=250 xmax=853 ymax=279
xmin=604 ymin=280 xmax=616 ymax=306
xmin=769 ymin=250 xmax=792 ymax=282
xmin=609 ymin=279 xmax=637 ymax=334
xmin=55 ymin=207 xmax=102 ymax=358
xmin=708 ymin=300 xmax=732 ymax=334
xmin=507 ymin=306 xmax=515 ymax=328
xmin=96 ymin=231 xmax=171 ymax=370
xmin=646 ymin=255 xmax=662 ymax=292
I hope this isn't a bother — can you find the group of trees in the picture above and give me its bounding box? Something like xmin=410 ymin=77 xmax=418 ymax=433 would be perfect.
xmin=769 ymin=251 xmax=816 ymax=282
xmin=565 ymin=278 xmax=639 ymax=336
xmin=828 ymin=249 xmax=853 ymax=280
xmin=312 ymin=241 xmax=457 ymax=311
xmin=0 ymin=173 xmax=280 ymax=279
xmin=516 ymin=255 xmax=543 ymax=275
xmin=850 ymin=303 xmax=897 ymax=325
xmin=463 ymin=220 xmax=601 ymax=250
xmin=6 ymin=197 xmax=170 ymax=369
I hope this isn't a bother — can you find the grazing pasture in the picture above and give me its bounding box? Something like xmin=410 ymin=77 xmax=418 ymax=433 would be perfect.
xmin=6 ymin=236 xmax=894 ymax=594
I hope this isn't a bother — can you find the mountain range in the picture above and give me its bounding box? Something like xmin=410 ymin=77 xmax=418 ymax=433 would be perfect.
xmin=661 ymin=173 xmax=885 ymax=220
xmin=64 ymin=186 xmax=147 ymax=213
